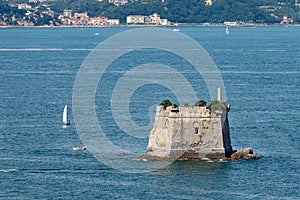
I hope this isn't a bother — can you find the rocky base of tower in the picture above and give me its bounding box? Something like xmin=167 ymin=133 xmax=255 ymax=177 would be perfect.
xmin=227 ymin=148 xmax=259 ymax=160
xmin=139 ymin=147 xmax=259 ymax=162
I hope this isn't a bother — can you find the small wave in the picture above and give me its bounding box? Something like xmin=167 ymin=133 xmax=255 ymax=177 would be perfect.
xmin=249 ymin=49 xmax=286 ymax=52
xmin=0 ymin=48 xmax=93 ymax=51
xmin=0 ymin=169 xmax=18 ymax=173
xmin=223 ymin=71 xmax=299 ymax=74
xmin=0 ymin=48 xmax=62 ymax=51
xmin=201 ymin=158 xmax=213 ymax=162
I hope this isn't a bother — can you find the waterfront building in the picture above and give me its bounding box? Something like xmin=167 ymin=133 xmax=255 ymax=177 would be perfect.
xmin=63 ymin=10 xmax=72 ymax=18
xmin=126 ymin=15 xmax=145 ymax=24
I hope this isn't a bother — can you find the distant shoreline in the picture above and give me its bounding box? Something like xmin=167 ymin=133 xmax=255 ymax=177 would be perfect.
xmin=1 ymin=23 xmax=300 ymax=29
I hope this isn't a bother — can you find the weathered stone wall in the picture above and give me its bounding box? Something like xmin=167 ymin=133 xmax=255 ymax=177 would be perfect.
xmin=145 ymin=104 xmax=233 ymax=160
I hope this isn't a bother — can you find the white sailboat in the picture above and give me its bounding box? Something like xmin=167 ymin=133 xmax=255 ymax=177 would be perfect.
xmin=172 ymin=23 xmax=180 ymax=32
xmin=62 ymin=104 xmax=70 ymax=126
xmin=225 ymin=26 xmax=230 ymax=35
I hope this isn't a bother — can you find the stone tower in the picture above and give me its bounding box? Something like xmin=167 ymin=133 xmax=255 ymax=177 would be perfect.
xmin=144 ymin=89 xmax=233 ymax=160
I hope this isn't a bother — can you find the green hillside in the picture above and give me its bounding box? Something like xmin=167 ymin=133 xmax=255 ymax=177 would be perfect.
xmin=1 ymin=0 xmax=300 ymax=25
xmin=49 ymin=0 xmax=300 ymax=23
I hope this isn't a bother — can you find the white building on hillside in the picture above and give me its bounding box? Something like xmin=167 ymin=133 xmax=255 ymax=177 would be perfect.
xmin=126 ymin=15 xmax=145 ymax=24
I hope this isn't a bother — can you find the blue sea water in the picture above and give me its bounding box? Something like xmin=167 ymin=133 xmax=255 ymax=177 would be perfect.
xmin=0 ymin=26 xmax=299 ymax=199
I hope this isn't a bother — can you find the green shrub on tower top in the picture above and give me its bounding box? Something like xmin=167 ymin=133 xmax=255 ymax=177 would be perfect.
xmin=159 ymin=99 xmax=173 ymax=109
xmin=195 ymin=100 xmax=207 ymax=107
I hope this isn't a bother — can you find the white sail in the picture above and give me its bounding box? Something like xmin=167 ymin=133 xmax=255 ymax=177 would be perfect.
xmin=63 ymin=104 xmax=68 ymax=124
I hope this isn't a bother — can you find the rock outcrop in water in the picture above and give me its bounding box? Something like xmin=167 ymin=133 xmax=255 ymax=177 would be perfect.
xmin=229 ymin=147 xmax=259 ymax=160
xmin=140 ymin=89 xmax=258 ymax=161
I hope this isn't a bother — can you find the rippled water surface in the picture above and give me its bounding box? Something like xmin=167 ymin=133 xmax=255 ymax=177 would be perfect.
xmin=0 ymin=27 xmax=299 ymax=199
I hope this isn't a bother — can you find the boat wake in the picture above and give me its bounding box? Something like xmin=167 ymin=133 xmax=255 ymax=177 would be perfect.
xmin=0 ymin=169 xmax=18 ymax=173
